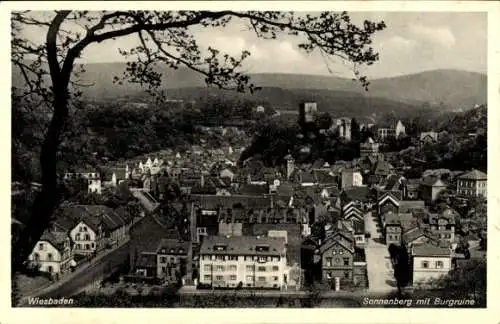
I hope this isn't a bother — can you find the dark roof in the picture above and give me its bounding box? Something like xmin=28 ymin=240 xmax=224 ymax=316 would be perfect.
xmin=81 ymin=205 xmax=126 ymax=231
xmin=313 ymin=170 xmax=337 ymax=185
xmin=353 ymin=248 xmax=366 ymax=262
xmin=199 ymin=235 xmax=286 ymax=256
xmin=413 ymin=244 xmax=450 ymax=257
xmin=136 ymin=252 xmax=157 ymax=268
xmin=276 ymin=182 xmax=295 ymax=197
xmin=341 ymin=186 xmax=372 ymax=203
xmin=156 ymin=239 xmax=189 ymax=255
xmin=457 ymin=169 xmax=487 ymax=180
xmin=191 ymin=194 xmax=273 ymax=210
xmin=420 ymin=176 xmax=446 ymax=187
xmin=399 ymin=200 xmax=425 ymax=213
xmin=238 ymin=184 xmax=269 ymax=195
xmin=352 ymin=220 xmax=365 ymax=234
xmin=402 ymin=227 xmax=438 ymax=244
xmin=40 ymin=230 xmax=68 ymax=251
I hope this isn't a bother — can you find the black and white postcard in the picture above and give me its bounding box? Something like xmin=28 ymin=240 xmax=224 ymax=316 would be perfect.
xmin=2 ymin=1 xmax=499 ymax=324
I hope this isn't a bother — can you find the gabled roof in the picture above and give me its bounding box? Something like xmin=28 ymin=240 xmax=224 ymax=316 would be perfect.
xmin=81 ymin=205 xmax=126 ymax=231
xmin=457 ymin=169 xmax=487 ymax=180
xmin=319 ymin=234 xmax=355 ymax=254
xmin=238 ymin=184 xmax=269 ymax=195
xmin=377 ymin=192 xmax=400 ymax=207
xmin=39 ymin=230 xmax=69 ymax=252
xmin=402 ymin=227 xmax=438 ymax=245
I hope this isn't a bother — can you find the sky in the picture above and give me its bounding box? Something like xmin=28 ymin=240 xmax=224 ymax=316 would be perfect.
xmin=17 ymin=11 xmax=487 ymax=79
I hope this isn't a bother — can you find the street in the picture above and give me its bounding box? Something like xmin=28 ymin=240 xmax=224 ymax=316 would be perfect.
xmin=363 ymin=211 xmax=396 ymax=293
xmin=24 ymin=239 xmax=130 ymax=300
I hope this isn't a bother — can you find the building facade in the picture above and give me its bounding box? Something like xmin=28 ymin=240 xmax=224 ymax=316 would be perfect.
xmin=456 ymin=169 xmax=487 ymax=198
xmin=199 ymin=236 xmax=287 ymax=289
xmin=29 ymin=230 xmax=74 ymax=276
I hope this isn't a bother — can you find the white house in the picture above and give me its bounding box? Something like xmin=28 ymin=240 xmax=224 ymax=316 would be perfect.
xmin=70 ymin=219 xmax=102 ymax=255
xmin=199 ymin=236 xmax=287 ymax=289
xmin=29 ymin=230 xmax=74 ymax=276
xmin=411 ymin=243 xmax=452 ymax=285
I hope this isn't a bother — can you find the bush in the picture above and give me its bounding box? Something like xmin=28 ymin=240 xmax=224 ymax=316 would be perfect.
xmin=365 ymin=232 xmax=371 ymax=238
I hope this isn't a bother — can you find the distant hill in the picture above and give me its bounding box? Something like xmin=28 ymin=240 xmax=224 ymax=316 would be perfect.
xmin=12 ymin=61 xmax=486 ymax=112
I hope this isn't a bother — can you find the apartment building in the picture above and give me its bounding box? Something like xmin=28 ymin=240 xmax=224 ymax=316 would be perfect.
xmin=199 ymin=235 xmax=287 ymax=289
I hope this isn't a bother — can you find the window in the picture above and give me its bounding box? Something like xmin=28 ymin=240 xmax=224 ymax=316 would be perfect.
xmin=47 ymin=253 xmax=53 ymax=261
xmin=47 ymin=266 xmax=53 ymax=273
xmin=258 ymin=256 xmax=267 ymax=263
xmin=246 ymin=265 xmax=254 ymax=272
xmin=204 ymin=275 xmax=211 ymax=281
xmin=339 ymin=250 xmax=343 ymax=255
xmin=215 ymin=255 xmax=224 ymax=261
xmin=257 ymin=266 xmax=266 ymax=272
xmin=38 ymin=243 xmax=44 ymax=251
xmin=272 ymin=266 xmax=279 ymax=271
xmin=273 ymin=276 xmax=279 ymax=281
xmin=215 ymin=275 xmax=223 ymax=281
xmin=228 ymin=256 xmax=238 ymax=261
xmin=326 ymin=257 xmax=332 ymax=267
xmin=246 ymin=275 xmax=253 ymax=282
xmin=436 ymin=261 xmax=444 ymax=269
xmin=326 ymin=272 xmax=332 ymax=279
xmin=230 ymin=275 xmax=237 ymax=281
xmin=344 ymin=271 xmax=350 ymax=279
xmin=332 ymin=250 xmax=337 ymax=255
xmin=85 ymin=244 xmax=90 ymax=250
xmin=76 ymin=244 xmax=81 ymax=250
xmin=216 ymin=265 xmax=224 ymax=272
xmin=258 ymin=276 xmax=266 ymax=282
xmin=204 ymin=265 xmax=211 ymax=272
xmin=75 ymin=234 xmax=81 ymax=240
xmin=343 ymin=258 xmax=349 ymax=266
xmin=84 ymin=234 xmax=90 ymax=240
xmin=229 ymin=265 xmax=237 ymax=271
xmin=33 ymin=253 xmax=39 ymax=261
xmin=422 ymin=261 xmax=429 ymax=268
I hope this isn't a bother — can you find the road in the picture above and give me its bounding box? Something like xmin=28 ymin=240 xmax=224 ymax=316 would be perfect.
xmin=363 ymin=211 xmax=396 ymax=293
xmin=25 ymin=239 xmax=130 ymax=300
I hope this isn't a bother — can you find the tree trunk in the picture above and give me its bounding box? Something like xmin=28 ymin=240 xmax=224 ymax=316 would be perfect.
xmin=12 ymin=92 xmax=69 ymax=273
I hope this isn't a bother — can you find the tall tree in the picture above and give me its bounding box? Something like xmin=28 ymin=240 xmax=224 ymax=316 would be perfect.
xmin=350 ymin=117 xmax=361 ymax=142
xmin=11 ymin=10 xmax=385 ymax=272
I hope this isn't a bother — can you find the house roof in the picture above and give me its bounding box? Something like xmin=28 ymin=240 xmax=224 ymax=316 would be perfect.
xmin=399 ymin=213 xmax=418 ymax=232
xmin=420 ymin=176 xmax=446 ymax=187
xmin=156 ymin=239 xmax=189 ymax=255
xmin=199 ymin=235 xmax=286 ymax=256
xmin=457 ymin=169 xmax=487 ymax=180
xmin=384 ymin=212 xmax=401 ymax=226
xmin=399 ymin=200 xmax=425 ymax=213
xmin=191 ymin=194 xmax=273 ymax=210
xmin=319 ymin=234 xmax=355 ymax=254
xmin=40 ymin=230 xmax=68 ymax=252
xmin=136 ymin=252 xmax=157 ymax=268
xmin=276 ymin=182 xmax=294 ymax=197
xmin=413 ymin=244 xmax=450 ymax=257
xmin=238 ymin=184 xmax=269 ymax=196
xmin=80 ymin=205 xmax=126 ymax=231
xmin=313 ymin=170 xmax=337 ymax=185
xmin=341 ymin=186 xmax=372 ymax=203
xmin=402 ymin=227 xmax=439 ymax=244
